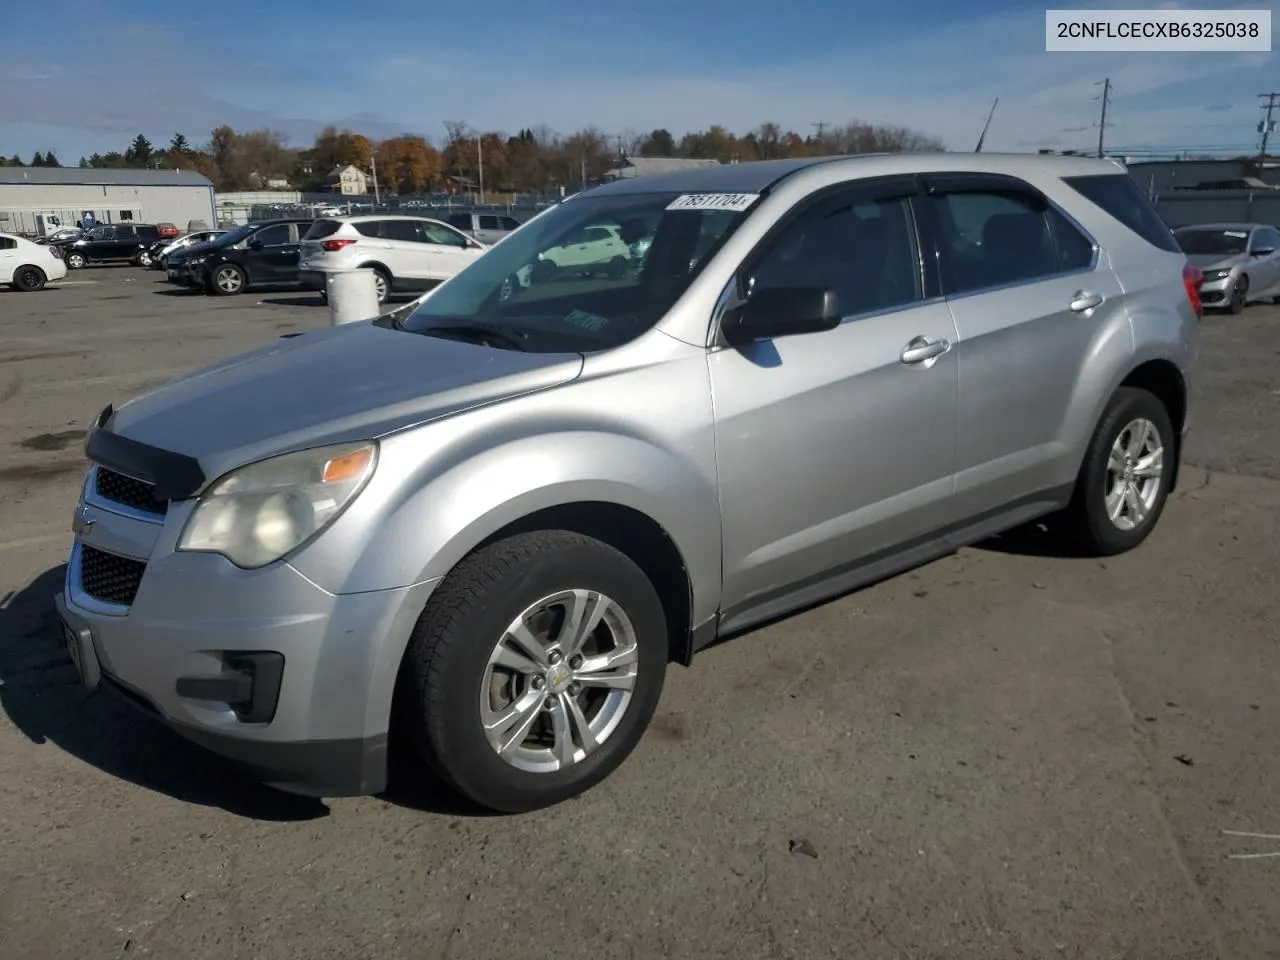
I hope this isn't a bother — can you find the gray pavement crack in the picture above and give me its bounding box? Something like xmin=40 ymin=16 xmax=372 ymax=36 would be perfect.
xmin=1096 ymin=626 xmax=1229 ymax=960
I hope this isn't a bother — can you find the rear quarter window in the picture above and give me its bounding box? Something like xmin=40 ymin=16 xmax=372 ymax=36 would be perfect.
xmin=1062 ymin=174 xmax=1180 ymax=253
xmin=303 ymin=220 xmax=343 ymax=240
xmin=354 ymin=221 xmax=383 ymax=238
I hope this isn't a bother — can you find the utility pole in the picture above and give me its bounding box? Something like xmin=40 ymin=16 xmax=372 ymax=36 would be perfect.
xmin=477 ymin=134 xmax=484 ymax=204
xmin=370 ymin=153 xmax=380 ymax=206
xmin=1095 ymin=77 xmax=1111 ymax=158
xmin=813 ymin=121 xmax=828 ymax=143
xmin=1259 ymin=92 xmax=1279 ymax=163
xmin=975 ymin=98 xmax=999 ymax=152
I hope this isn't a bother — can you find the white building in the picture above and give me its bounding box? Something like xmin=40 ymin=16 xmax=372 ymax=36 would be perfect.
xmin=602 ymin=156 xmax=721 ymax=180
xmin=0 ymin=167 xmax=216 ymax=236
xmin=325 ymin=164 xmax=369 ymax=195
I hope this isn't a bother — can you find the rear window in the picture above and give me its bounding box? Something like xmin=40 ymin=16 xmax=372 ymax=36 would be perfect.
xmin=303 ymin=220 xmax=343 ymax=240
xmin=1063 ymin=174 xmax=1180 ymax=253
xmin=136 ymin=225 xmax=159 ymax=239
xmin=478 ymin=215 xmax=500 ymax=230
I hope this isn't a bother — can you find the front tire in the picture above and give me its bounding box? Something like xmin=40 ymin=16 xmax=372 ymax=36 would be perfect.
xmin=1060 ymin=387 xmax=1174 ymax=556
xmin=12 ymin=266 xmax=47 ymax=291
xmin=400 ymin=531 xmax=668 ymax=813
xmin=1228 ymin=275 xmax=1248 ymax=314
xmin=209 ymin=264 xmax=246 ymax=296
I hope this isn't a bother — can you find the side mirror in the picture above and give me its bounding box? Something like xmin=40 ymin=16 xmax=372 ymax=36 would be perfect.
xmin=249 ymin=239 xmax=264 ymax=250
xmin=1251 ymin=246 xmax=1275 ymax=257
xmin=722 ymin=287 xmax=842 ymax=344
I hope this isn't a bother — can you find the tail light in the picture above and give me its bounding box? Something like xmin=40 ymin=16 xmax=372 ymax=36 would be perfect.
xmin=322 ymin=238 xmax=357 ymax=252
xmin=49 ymin=245 xmax=63 ymax=259
xmin=1182 ymin=262 xmax=1204 ymax=320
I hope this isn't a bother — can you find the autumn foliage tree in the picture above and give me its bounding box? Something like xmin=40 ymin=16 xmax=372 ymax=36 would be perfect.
xmin=68 ymin=117 xmax=944 ymax=194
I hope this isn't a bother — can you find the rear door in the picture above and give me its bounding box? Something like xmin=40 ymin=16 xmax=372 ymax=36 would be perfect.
xmin=109 ymin=225 xmax=137 ymax=260
xmin=380 ymin=219 xmax=432 ymax=286
xmin=475 ymin=214 xmax=503 ymax=244
xmin=920 ymin=172 xmax=1124 ymax=523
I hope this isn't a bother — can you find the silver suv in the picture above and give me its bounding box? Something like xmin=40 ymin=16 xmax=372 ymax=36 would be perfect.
xmin=56 ymin=154 xmax=1200 ymax=813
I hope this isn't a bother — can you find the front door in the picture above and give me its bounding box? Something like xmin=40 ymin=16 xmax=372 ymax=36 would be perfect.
xmin=921 ymin=173 xmax=1125 ymax=522
xmin=709 ymin=178 xmax=960 ymax=627
xmin=247 ymin=223 xmax=298 ymax=283
xmin=420 ymin=221 xmax=479 ymax=280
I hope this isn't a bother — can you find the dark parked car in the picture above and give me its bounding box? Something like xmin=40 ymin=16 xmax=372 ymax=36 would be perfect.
xmin=55 ymin=224 xmax=162 ymax=269
xmin=141 ymin=229 xmax=228 ymax=270
xmin=173 ymin=219 xmax=313 ymax=295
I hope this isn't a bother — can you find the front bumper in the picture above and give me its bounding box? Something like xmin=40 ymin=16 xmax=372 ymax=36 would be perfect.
xmin=55 ymin=466 xmax=436 ymax=797
xmin=1198 ymin=273 xmax=1236 ymax=307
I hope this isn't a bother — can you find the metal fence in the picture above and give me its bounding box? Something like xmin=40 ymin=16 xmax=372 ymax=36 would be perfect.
xmin=1152 ymin=190 xmax=1280 ymax=229
xmin=215 ymin=189 xmax=572 ymax=227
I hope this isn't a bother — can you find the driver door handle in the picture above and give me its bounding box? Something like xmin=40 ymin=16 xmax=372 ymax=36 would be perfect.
xmin=1070 ymin=290 xmax=1103 ymax=312
xmin=899 ymin=336 xmax=951 ymax=365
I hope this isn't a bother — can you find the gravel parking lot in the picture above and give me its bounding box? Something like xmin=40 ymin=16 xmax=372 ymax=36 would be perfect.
xmin=1 ymin=267 xmax=1278 ymax=960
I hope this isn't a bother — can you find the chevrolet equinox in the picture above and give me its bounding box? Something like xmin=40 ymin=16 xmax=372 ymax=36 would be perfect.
xmin=56 ymin=154 xmax=1201 ymax=813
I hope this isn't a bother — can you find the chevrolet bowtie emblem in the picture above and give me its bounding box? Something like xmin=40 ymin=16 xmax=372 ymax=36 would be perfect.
xmin=71 ymin=505 xmax=95 ymax=538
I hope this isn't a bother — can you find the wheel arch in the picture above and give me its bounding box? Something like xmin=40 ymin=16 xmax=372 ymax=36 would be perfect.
xmin=1117 ymin=358 xmax=1187 ymax=491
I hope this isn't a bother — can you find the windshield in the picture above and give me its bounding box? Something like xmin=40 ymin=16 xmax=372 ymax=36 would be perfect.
xmin=1175 ymin=229 xmax=1249 ymax=257
xmin=208 ymin=224 xmax=257 ymax=247
xmin=400 ymin=190 xmax=756 ymax=352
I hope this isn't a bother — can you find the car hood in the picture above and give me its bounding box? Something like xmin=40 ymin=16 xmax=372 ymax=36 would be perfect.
xmin=1185 ymin=252 xmax=1247 ymax=272
xmin=103 ymin=322 xmax=584 ymax=486
xmin=167 ymin=239 xmax=228 ymax=264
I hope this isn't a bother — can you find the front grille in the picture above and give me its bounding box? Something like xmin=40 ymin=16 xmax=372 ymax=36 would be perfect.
xmin=80 ymin=544 xmax=147 ymax=606
xmin=94 ymin=467 xmax=167 ymax=515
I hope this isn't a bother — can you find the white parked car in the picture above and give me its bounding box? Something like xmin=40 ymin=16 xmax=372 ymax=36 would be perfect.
xmin=536 ymin=223 xmax=631 ymax=277
xmin=299 ymin=214 xmax=487 ymax=304
xmin=0 ymin=232 xmax=68 ymax=291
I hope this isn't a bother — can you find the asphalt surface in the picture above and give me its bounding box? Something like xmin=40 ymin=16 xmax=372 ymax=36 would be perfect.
xmin=1 ymin=268 xmax=1277 ymax=960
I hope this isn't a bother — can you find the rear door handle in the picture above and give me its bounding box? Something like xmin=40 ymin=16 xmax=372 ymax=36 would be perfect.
xmin=900 ymin=336 xmax=951 ymax=365
xmin=1070 ymin=290 xmax=1103 ymax=312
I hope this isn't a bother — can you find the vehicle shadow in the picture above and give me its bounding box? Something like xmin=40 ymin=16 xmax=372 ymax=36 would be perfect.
xmin=258 ymin=294 xmax=326 ymax=308
xmin=974 ymin=518 xmax=1085 ymax=558
xmin=0 ymin=566 xmax=488 ymax=819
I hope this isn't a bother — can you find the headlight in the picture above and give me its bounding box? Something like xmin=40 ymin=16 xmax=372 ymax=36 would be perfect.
xmin=1202 ymin=268 xmax=1232 ymax=281
xmin=177 ymin=441 xmax=376 ymax=568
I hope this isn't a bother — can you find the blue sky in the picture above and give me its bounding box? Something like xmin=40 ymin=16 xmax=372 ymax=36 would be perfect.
xmin=2 ymin=0 xmax=1276 ymax=162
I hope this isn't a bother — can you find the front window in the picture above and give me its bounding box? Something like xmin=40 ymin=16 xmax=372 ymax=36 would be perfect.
xmin=400 ymin=191 xmax=754 ymax=353
xmin=1175 ymin=228 xmax=1249 ymax=257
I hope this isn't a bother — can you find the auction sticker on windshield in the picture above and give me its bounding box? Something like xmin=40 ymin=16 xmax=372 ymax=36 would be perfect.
xmin=665 ymin=193 xmax=759 ymax=212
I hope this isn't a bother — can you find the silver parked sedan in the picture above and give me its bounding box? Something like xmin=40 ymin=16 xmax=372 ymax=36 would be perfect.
xmin=1174 ymin=222 xmax=1280 ymax=314
xmin=57 ymin=153 xmax=1199 ymax=813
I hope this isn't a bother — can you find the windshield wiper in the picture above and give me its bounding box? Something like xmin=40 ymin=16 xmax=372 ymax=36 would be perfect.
xmin=422 ymin=322 xmax=529 ymax=351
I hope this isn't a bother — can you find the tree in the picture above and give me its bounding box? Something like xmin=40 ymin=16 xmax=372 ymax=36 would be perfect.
xmin=169 ymin=133 xmax=191 ymax=157
xmin=641 ymin=128 xmax=675 ymax=157
xmin=43 ymin=151 xmax=60 ymax=167
xmin=30 ymin=151 xmax=46 ymax=166
xmin=7 ymin=155 xmax=21 ymax=166
xmin=374 ymin=135 xmax=442 ymax=193
xmin=125 ymin=134 xmax=154 ymax=167
xmin=311 ymin=126 xmax=373 ymax=175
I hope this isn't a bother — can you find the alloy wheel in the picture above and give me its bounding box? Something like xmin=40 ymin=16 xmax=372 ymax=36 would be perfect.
xmin=1104 ymin=418 xmax=1163 ymax=532
xmin=480 ymin=589 xmax=639 ymax=774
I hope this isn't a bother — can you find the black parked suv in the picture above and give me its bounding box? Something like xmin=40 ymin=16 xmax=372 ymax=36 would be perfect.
xmin=172 ymin=219 xmax=313 ymax=295
xmin=56 ymin=223 xmax=162 ymax=269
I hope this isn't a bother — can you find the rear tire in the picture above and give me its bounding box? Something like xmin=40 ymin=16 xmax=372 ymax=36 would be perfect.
xmin=1058 ymin=387 xmax=1174 ymax=557
xmin=372 ymin=268 xmax=390 ymax=304
xmin=12 ymin=266 xmax=47 ymax=292
xmin=137 ymin=250 xmax=153 ymax=267
xmin=399 ymin=531 xmax=668 ymax=813
xmin=65 ymin=252 xmax=86 ymax=269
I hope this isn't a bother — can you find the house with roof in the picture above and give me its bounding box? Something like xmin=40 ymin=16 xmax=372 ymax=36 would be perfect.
xmin=326 ymin=164 xmax=370 ymax=195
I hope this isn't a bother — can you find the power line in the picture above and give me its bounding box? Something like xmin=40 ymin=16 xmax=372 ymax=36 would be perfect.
xmin=1260 ymin=92 xmax=1279 ymax=161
